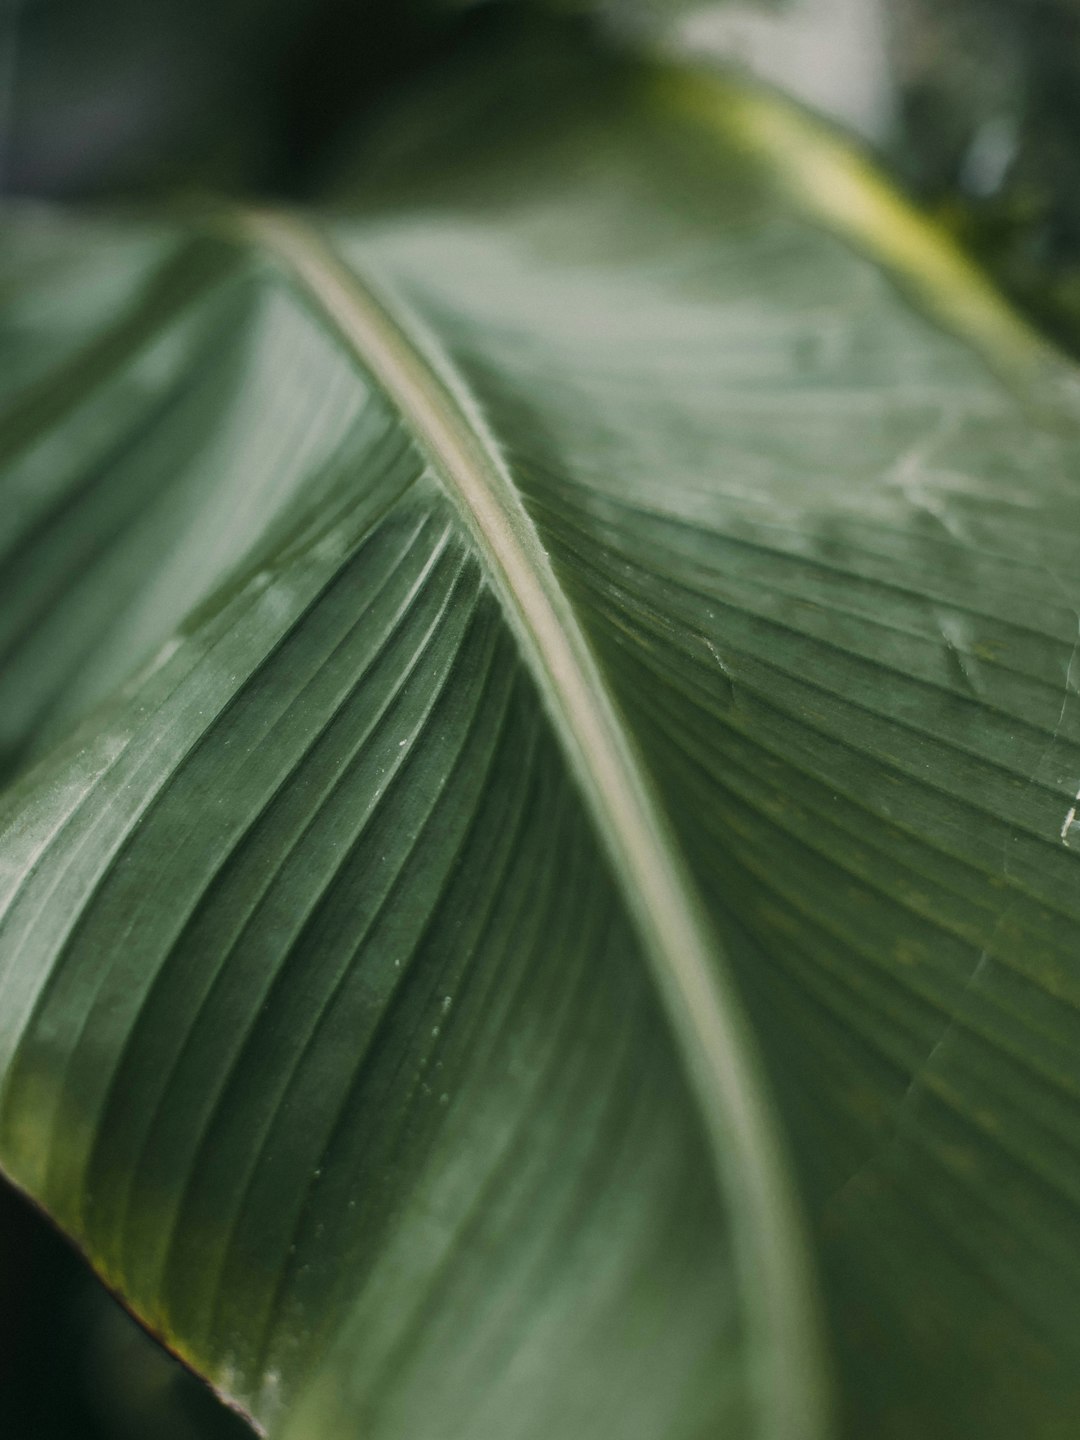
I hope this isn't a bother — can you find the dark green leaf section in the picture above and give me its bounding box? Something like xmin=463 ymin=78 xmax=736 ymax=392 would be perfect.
xmin=0 ymin=215 xmax=758 ymax=1438
xmin=334 ymin=52 xmax=1080 ymax=1439
xmin=0 ymin=228 xmax=362 ymax=774
xmin=0 ymin=214 xmax=190 ymax=401
xmin=2 ymin=37 xmax=1080 ymax=1440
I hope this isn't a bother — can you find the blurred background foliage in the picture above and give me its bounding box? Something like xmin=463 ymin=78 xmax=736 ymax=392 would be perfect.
xmin=2 ymin=0 xmax=1079 ymax=1435
xmin=6 ymin=0 xmax=1080 ymax=333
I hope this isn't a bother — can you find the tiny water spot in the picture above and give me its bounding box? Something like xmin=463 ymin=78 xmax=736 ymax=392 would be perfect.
xmin=1060 ymin=790 xmax=1080 ymax=845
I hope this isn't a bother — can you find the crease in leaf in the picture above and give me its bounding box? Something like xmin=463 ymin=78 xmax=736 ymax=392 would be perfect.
xmin=1 ymin=39 xmax=1080 ymax=1440
xmin=235 ymin=208 xmax=830 ymax=1440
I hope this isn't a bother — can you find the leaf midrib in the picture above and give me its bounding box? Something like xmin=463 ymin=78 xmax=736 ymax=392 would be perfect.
xmin=238 ymin=209 xmax=830 ymax=1440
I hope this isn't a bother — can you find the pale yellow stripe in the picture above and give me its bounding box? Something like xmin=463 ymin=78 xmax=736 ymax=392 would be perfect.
xmin=656 ymin=69 xmax=1055 ymax=384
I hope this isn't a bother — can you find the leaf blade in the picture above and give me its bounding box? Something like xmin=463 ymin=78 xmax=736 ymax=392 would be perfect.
xmin=240 ymin=206 xmax=829 ymax=1440
xmin=2 ymin=37 xmax=1080 ymax=1440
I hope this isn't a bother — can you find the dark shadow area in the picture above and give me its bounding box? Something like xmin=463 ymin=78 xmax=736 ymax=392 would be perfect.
xmin=0 ymin=1178 xmax=254 ymax=1440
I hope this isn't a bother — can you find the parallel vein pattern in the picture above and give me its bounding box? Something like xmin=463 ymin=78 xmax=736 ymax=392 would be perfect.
xmin=246 ymin=208 xmax=823 ymax=1440
xmin=2 ymin=42 xmax=1080 ymax=1440
xmin=0 ymin=206 xmax=756 ymax=1440
xmin=334 ymin=48 xmax=1080 ymax=1440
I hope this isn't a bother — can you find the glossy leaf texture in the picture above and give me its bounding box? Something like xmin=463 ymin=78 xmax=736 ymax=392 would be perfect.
xmin=2 ymin=34 xmax=1080 ymax=1440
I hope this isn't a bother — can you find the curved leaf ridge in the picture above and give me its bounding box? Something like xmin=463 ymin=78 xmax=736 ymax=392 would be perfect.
xmin=239 ymin=210 xmax=831 ymax=1440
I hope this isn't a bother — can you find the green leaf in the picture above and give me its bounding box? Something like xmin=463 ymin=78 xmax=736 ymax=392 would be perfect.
xmin=2 ymin=39 xmax=1080 ymax=1440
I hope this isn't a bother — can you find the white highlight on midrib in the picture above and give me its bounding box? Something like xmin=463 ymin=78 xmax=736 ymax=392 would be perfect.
xmin=244 ymin=210 xmax=830 ymax=1440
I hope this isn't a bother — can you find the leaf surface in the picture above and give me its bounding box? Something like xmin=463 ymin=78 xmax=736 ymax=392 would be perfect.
xmin=2 ymin=39 xmax=1080 ymax=1440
